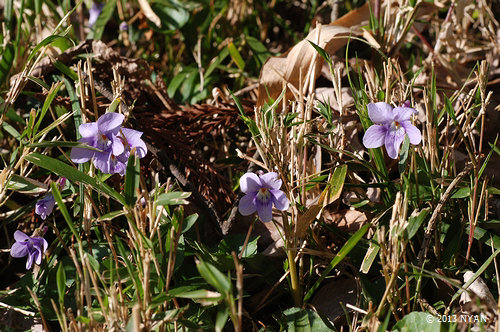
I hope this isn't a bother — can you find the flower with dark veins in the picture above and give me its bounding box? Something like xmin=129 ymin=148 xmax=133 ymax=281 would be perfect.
xmin=238 ymin=172 xmax=289 ymax=222
xmin=10 ymin=231 xmax=48 ymax=270
xmin=362 ymin=102 xmax=422 ymax=159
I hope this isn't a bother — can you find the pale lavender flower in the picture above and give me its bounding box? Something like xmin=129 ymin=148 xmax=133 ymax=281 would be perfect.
xmin=101 ymin=127 xmax=147 ymax=176
xmin=120 ymin=128 xmax=147 ymax=158
xmin=34 ymin=177 xmax=66 ymax=220
xmin=10 ymin=231 xmax=48 ymax=270
xmin=238 ymin=172 xmax=289 ymax=222
xmin=89 ymin=2 xmax=104 ymax=27
xmin=119 ymin=22 xmax=128 ymax=31
xmin=71 ymin=112 xmax=125 ymax=173
xmin=362 ymin=102 xmax=422 ymax=159
xmin=35 ymin=194 xmax=55 ymax=220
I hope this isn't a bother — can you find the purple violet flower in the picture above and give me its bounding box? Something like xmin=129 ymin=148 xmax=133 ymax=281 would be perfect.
xmin=362 ymin=102 xmax=422 ymax=159
xmin=120 ymin=128 xmax=147 ymax=159
xmin=34 ymin=177 xmax=66 ymax=220
xmin=10 ymin=231 xmax=48 ymax=270
xmin=238 ymin=172 xmax=289 ymax=222
xmin=89 ymin=2 xmax=104 ymax=27
xmin=35 ymin=194 xmax=55 ymax=220
xmin=70 ymin=112 xmax=126 ymax=174
xmin=119 ymin=22 xmax=129 ymax=31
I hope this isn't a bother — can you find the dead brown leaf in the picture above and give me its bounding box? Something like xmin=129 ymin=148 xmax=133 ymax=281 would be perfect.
xmin=256 ymin=2 xmax=373 ymax=107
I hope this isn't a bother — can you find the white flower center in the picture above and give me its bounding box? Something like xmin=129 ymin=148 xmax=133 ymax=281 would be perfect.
xmin=256 ymin=187 xmax=271 ymax=202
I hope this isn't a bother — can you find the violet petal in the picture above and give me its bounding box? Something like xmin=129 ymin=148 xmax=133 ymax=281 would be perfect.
xmin=240 ymin=173 xmax=262 ymax=194
xmin=10 ymin=242 xmax=28 ymax=258
xmin=384 ymin=128 xmax=406 ymax=159
xmin=393 ymin=107 xmax=416 ymax=122
xmin=401 ymin=121 xmax=422 ymax=145
xmin=97 ymin=112 xmax=124 ymax=135
xmin=368 ymin=102 xmax=393 ymax=124
xmin=270 ymin=189 xmax=289 ymax=211
xmin=363 ymin=124 xmax=387 ymax=148
xmin=238 ymin=194 xmax=257 ymax=216
xmin=255 ymin=197 xmax=273 ymax=222
xmin=259 ymin=172 xmax=282 ymax=190
xmin=14 ymin=230 xmax=29 ymax=242
xmin=121 ymin=128 xmax=147 ymax=158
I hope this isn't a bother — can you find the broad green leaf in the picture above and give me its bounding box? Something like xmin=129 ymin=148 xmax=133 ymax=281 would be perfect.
xmin=156 ymin=192 xmax=191 ymax=206
xmin=26 ymin=153 xmax=126 ymax=205
xmin=215 ymin=305 xmax=230 ymax=332
xmin=150 ymin=0 xmax=189 ymax=31
xmin=450 ymin=187 xmax=470 ymax=199
xmin=392 ymin=312 xmax=441 ymax=332
xmin=406 ymin=208 xmax=430 ymax=240
xmin=6 ymin=174 xmax=47 ymax=194
xmin=196 ymin=259 xmax=231 ymax=295
xmin=279 ymin=307 xmax=335 ymax=332
xmin=219 ymin=234 xmax=259 ymax=259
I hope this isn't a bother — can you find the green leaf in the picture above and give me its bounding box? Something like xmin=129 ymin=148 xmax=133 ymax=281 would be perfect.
xmin=156 ymin=192 xmax=191 ymax=206
xmin=53 ymin=60 xmax=78 ymax=81
xmin=227 ymin=42 xmax=245 ymax=71
xmin=406 ymin=208 xmax=430 ymax=240
xmin=215 ymin=305 xmax=230 ymax=332
xmin=398 ymin=135 xmax=410 ymax=173
xmin=0 ymin=42 xmax=15 ymax=85
xmin=56 ymin=262 xmax=66 ymax=304
xmin=27 ymin=75 xmax=50 ymax=90
xmin=150 ymin=0 xmax=189 ymax=31
xmin=124 ymin=152 xmax=140 ymax=207
xmin=51 ymin=182 xmax=79 ymax=241
xmin=26 ymin=141 xmax=101 ymax=150
xmin=219 ymin=234 xmax=259 ymax=259
xmin=6 ymin=174 xmax=47 ymax=194
xmin=279 ymin=307 xmax=336 ymax=332
xmin=27 ymin=32 xmax=73 ymax=64
xmin=449 ymin=246 xmax=500 ymax=306
xmin=360 ymin=241 xmax=380 ymax=274
xmin=304 ymin=223 xmax=370 ymax=302
xmin=88 ymin=0 xmax=116 ymax=40
xmin=196 ymin=259 xmax=231 ymax=295
xmin=450 ymin=187 xmax=470 ymax=199
xmin=97 ymin=210 xmax=126 ymax=222
xmin=247 ymin=36 xmax=270 ymax=65
xmin=2 ymin=121 xmax=22 ymax=140
xmin=26 ymin=153 xmax=126 ymax=205
xmin=392 ymin=312 xmax=441 ymax=331
xmin=307 ymin=40 xmax=331 ymax=63
xmin=33 ymin=81 xmax=63 ymax=135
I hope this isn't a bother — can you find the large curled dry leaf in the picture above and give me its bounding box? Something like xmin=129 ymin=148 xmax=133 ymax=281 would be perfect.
xmin=257 ymin=2 xmax=372 ymax=106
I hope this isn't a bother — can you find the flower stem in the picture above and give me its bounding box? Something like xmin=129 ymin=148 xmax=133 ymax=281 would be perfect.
xmin=286 ymin=244 xmax=301 ymax=307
